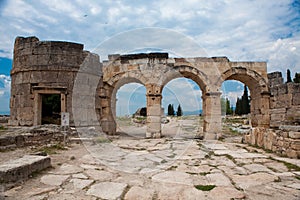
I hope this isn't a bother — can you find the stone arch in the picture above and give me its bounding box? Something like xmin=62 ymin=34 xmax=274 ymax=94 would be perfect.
xmin=220 ymin=67 xmax=270 ymax=127
xmin=221 ymin=67 xmax=268 ymax=93
xmin=161 ymin=65 xmax=212 ymax=137
xmin=101 ymin=74 xmax=147 ymax=135
xmin=162 ymin=65 xmax=209 ymax=93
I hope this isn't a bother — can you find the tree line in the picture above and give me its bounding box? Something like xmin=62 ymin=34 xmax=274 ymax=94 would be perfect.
xmin=222 ymin=85 xmax=250 ymax=116
xmin=167 ymin=104 xmax=182 ymax=116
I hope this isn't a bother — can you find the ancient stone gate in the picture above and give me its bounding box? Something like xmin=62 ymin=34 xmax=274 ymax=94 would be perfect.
xmin=9 ymin=37 xmax=270 ymax=139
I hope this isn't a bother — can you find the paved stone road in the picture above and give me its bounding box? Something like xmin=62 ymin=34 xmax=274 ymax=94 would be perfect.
xmin=2 ymin=137 xmax=300 ymax=200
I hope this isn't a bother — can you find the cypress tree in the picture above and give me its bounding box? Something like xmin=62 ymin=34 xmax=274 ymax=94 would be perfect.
xmin=287 ymin=69 xmax=292 ymax=83
xmin=177 ymin=104 xmax=182 ymax=116
xmin=226 ymin=98 xmax=232 ymax=115
xmin=294 ymin=72 xmax=300 ymax=83
xmin=235 ymin=97 xmax=241 ymax=115
xmin=167 ymin=104 xmax=172 ymax=116
xmin=171 ymin=104 xmax=175 ymax=116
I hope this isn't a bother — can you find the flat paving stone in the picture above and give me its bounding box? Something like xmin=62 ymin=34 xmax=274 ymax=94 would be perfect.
xmin=124 ymin=186 xmax=154 ymax=200
xmin=40 ymin=174 xmax=69 ymax=186
xmin=85 ymin=169 xmax=115 ymax=181
xmin=231 ymin=172 xmax=278 ymax=190
xmin=86 ymin=182 xmax=128 ymax=199
xmin=152 ymin=171 xmax=193 ymax=186
xmin=207 ymin=186 xmax=245 ymax=200
xmin=72 ymin=173 xmax=88 ymax=179
xmin=71 ymin=178 xmax=93 ymax=189
xmin=55 ymin=164 xmax=83 ymax=175
xmin=206 ymin=173 xmax=232 ymax=186
xmin=243 ymin=163 xmax=273 ymax=173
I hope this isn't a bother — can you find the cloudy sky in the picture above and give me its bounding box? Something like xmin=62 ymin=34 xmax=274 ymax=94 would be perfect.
xmin=0 ymin=0 xmax=299 ymax=115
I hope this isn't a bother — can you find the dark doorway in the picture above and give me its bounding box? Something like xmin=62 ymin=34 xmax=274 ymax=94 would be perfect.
xmin=41 ymin=94 xmax=61 ymax=125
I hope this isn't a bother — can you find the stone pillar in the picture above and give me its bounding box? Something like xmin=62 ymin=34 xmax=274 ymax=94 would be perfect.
xmin=99 ymin=85 xmax=116 ymax=135
xmin=33 ymin=92 xmax=42 ymax=126
xmin=146 ymin=84 xmax=162 ymax=138
xmin=258 ymin=92 xmax=270 ymax=128
xmin=203 ymin=92 xmax=222 ymax=139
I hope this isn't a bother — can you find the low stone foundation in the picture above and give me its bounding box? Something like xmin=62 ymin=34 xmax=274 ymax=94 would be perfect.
xmin=244 ymin=126 xmax=300 ymax=158
xmin=0 ymin=125 xmax=72 ymax=151
xmin=0 ymin=155 xmax=51 ymax=191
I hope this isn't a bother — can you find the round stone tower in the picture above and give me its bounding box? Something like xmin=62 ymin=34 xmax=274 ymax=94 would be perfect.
xmin=9 ymin=36 xmax=101 ymax=126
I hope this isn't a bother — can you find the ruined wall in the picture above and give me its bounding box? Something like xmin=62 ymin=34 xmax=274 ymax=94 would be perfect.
xmin=245 ymin=71 xmax=300 ymax=158
xmin=9 ymin=36 xmax=102 ymax=126
xmin=268 ymin=72 xmax=300 ymax=127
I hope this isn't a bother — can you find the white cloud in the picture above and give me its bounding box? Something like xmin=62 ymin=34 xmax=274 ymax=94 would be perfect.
xmin=0 ymin=0 xmax=299 ymax=114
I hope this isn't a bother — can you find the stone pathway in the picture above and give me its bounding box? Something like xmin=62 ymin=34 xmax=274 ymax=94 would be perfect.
xmin=2 ymin=138 xmax=300 ymax=200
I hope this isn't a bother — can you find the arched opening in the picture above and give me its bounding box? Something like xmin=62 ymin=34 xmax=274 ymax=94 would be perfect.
xmin=112 ymin=78 xmax=147 ymax=138
xmin=220 ymin=80 xmax=251 ymax=141
xmin=162 ymin=77 xmax=203 ymax=138
xmin=219 ymin=67 xmax=270 ymax=140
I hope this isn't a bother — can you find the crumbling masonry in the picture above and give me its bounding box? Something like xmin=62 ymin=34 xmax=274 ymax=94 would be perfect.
xmin=8 ymin=37 xmax=299 ymax=155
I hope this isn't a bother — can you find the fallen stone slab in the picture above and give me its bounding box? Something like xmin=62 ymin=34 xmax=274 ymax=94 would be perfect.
xmin=71 ymin=178 xmax=94 ymax=190
xmin=152 ymin=171 xmax=193 ymax=186
xmin=86 ymin=182 xmax=128 ymax=199
xmin=40 ymin=174 xmax=69 ymax=186
xmin=0 ymin=155 xmax=51 ymax=190
xmin=124 ymin=186 xmax=155 ymax=200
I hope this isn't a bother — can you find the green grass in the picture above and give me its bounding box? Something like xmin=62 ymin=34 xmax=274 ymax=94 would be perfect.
xmin=269 ymin=156 xmax=300 ymax=172
xmin=194 ymin=185 xmax=216 ymax=191
xmin=283 ymin=161 xmax=300 ymax=171
xmin=95 ymin=137 xmax=111 ymax=143
xmin=199 ymin=172 xmax=211 ymax=176
xmin=38 ymin=143 xmax=67 ymax=154
xmin=0 ymin=125 xmax=6 ymax=130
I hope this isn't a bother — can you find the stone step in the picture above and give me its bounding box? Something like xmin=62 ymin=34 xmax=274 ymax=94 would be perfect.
xmin=0 ymin=155 xmax=51 ymax=190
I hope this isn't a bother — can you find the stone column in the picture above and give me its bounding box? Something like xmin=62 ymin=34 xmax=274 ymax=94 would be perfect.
xmin=203 ymin=92 xmax=222 ymax=139
xmin=33 ymin=92 xmax=41 ymax=126
xmin=99 ymin=85 xmax=116 ymax=135
xmin=259 ymin=91 xmax=270 ymax=128
xmin=146 ymin=84 xmax=162 ymax=138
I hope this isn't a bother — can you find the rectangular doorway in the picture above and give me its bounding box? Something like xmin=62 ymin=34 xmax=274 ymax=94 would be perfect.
xmin=41 ymin=94 xmax=61 ymax=125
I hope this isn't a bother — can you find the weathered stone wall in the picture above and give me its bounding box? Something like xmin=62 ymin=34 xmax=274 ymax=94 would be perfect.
xmin=9 ymin=36 xmax=101 ymax=126
xmin=268 ymin=72 xmax=300 ymax=127
xmin=245 ymin=71 xmax=300 ymax=158
xmin=244 ymin=126 xmax=300 ymax=158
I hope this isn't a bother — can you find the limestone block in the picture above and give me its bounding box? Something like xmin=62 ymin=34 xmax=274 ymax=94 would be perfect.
xmin=286 ymin=149 xmax=298 ymax=158
xmin=147 ymin=105 xmax=161 ymax=116
xmin=147 ymin=116 xmax=161 ymax=123
xmin=147 ymin=122 xmax=161 ymax=131
xmin=292 ymin=92 xmax=300 ymax=105
xmin=290 ymin=140 xmax=300 ymax=150
xmin=289 ymin=131 xmax=300 ymax=139
xmin=0 ymin=155 xmax=51 ymax=184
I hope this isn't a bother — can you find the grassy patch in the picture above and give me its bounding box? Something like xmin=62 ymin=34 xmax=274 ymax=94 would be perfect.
xmin=194 ymin=185 xmax=216 ymax=191
xmin=269 ymin=157 xmax=300 ymax=172
xmin=95 ymin=137 xmax=111 ymax=143
xmin=186 ymin=172 xmax=198 ymax=175
xmin=38 ymin=143 xmax=67 ymax=155
xmin=199 ymin=172 xmax=211 ymax=176
xmin=283 ymin=161 xmax=300 ymax=171
xmin=0 ymin=125 xmax=6 ymax=130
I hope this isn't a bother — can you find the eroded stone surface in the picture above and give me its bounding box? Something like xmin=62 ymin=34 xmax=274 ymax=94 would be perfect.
xmin=40 ymin=174 xmax=69 ymax=186
xmin=86 ymin=182 xmax=128 ymax=199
